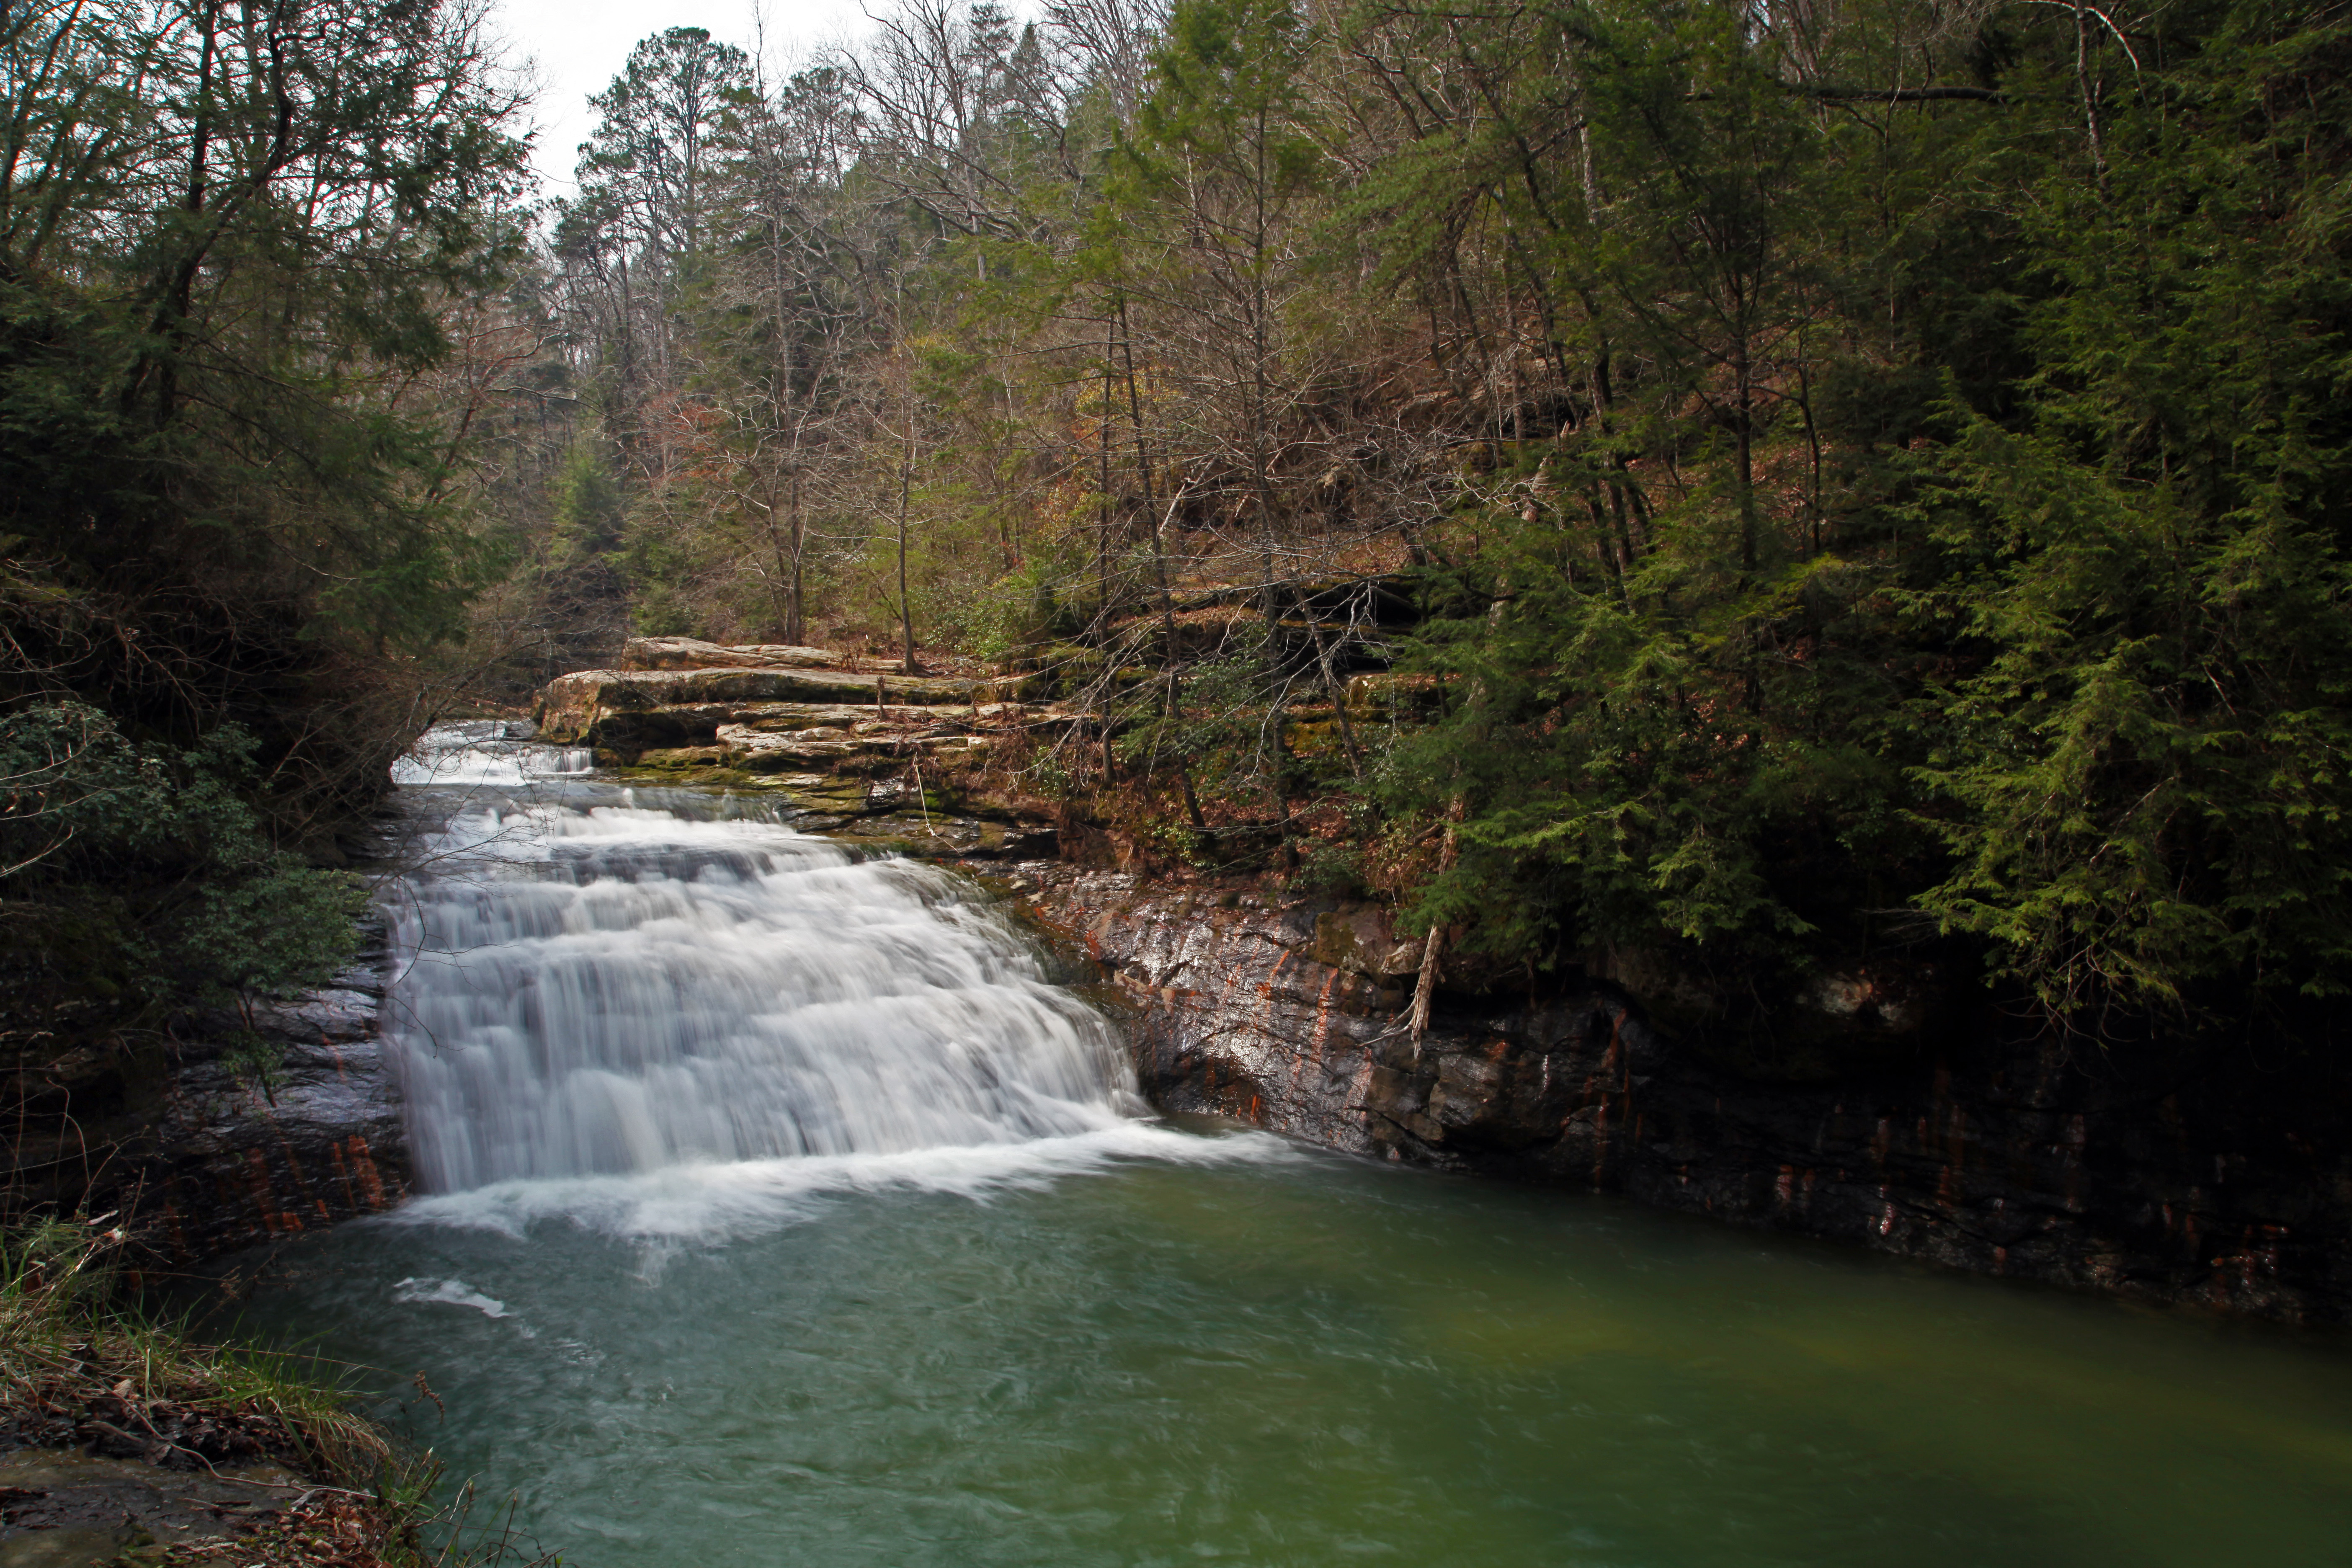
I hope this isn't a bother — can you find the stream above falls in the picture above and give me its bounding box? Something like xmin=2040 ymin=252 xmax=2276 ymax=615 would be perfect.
xmin=206 ymin=727 xmax=2352 ymax=1566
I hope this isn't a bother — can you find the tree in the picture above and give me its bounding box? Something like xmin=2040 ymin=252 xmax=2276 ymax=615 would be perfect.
xmin=1908 ymin=1 xmax=2352 ymax=1020
xmin=0 ymin=0 xmax=526 ymax=1044
xmin=1367 ymin=0 xmax=2352 ymax=1037
xmin=565 ymin=26 xmax=755 ymax=437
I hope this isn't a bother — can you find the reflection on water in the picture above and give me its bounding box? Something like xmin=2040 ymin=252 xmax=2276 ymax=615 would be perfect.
xmin=240 ymin=727 xmax=2352 ymax=1566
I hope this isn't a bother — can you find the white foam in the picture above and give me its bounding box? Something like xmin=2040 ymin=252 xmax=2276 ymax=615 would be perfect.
xmin=393 ymin=1276 xmax=513 ymax=1318
xmin=383 ymin=761 xmax=1207 ymax=1215
xmin=389 ymin=1123 xmax=1296 ymax=1244
xmin=392 ymin=720 xmax=593 ymax=786
xmin=427 ymin=802 xmax=816 ymax=864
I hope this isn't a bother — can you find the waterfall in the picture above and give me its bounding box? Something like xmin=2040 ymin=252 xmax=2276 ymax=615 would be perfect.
xmin=392 ymin=718 xmax=594 ymax=786
xmin=383 ymin=729 xmax=1144 ymax=1202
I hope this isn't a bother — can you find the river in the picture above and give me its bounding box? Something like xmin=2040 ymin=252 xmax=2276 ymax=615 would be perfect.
xmin=214 ymin=725 xmax=2352 ymax=1566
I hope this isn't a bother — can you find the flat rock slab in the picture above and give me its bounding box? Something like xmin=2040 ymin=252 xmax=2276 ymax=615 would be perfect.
xmin=537 ymin=668 xmax=998 ymax=744
xmin=726 ymin=702 xmax=979 ymax=731
xmin=0 ymin=1449 xmax=304 ymax=1562
xmin=713 ymin=725 xmax=988 ymax=771
xmin=620 ymin=637 xmax=843 ymax=670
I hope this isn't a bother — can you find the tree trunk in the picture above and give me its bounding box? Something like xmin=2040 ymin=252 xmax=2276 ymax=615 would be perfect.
xmin=1408 ymin=822 xmax=1458 ymax=1052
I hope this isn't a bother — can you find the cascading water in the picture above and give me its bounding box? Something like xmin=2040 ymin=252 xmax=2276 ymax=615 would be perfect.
xmin=380 ymin=724 xmax=1183 ymax=1236
xmin=390 ymin=718 xmax=594 ymax=787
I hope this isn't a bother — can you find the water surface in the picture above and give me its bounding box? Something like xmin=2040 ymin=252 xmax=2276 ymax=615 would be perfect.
xmin=225 ymin=1150 xmax=2352 ymax=1568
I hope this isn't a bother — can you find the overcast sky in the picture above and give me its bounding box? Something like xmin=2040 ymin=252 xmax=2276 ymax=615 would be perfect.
xmin=490 ymin=0 xmax=877 ymax=196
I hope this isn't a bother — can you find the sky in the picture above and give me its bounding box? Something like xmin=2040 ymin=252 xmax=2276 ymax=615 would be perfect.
xmin=489 ymin=0 xmax=877 ymax=195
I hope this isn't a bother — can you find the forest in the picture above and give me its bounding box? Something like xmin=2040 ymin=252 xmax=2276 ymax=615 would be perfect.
xmin=3 ymin=0 xmax=2349 ymax=1070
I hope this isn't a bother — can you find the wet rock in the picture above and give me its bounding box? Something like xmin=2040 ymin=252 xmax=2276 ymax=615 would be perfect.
xmin=0 ymin=1448 xmax=303 ymax=1560
xmin=1016 ymin=867 xmax=2352 ymax=1324
xmin=95 ymin=965 xmax=408 ymax=1266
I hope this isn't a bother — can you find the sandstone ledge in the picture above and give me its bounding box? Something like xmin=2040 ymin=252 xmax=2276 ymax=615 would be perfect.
xmin=534 ymin=667 xmax=1053 ymax=747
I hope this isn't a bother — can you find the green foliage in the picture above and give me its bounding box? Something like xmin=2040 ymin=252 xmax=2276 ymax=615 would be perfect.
xmin=963 ymin=551 xmax=1088 ymax=663
xmin=1023 ymin=750 xmax=1077 ymax=799
xmin=1128 ymin=0 xmax=1324 ymax=206
xmin=0 ymin=0 xmax=522 ymax=1101
xmin=628 ymin=584 xmax=701 ymax=638
xmin=551 ymin=442 xmax=628 ymax=558
xmin=0 ymin=704 xmax=369 ymax=1033
xmin=219 ymin=1032 xmax=292 ymax=1103
xmin=1369 ymin=0 xmax=2352 ymax=1029
xmin=575 ymin=28 xmax=755 ymax=260
xmin=520 ymin=0 xmax=2352 ymax=1041
xmin=0 ymin=0 xmax=526 ymax=796
xmin=1903 ymin=6 xmax=2352 ymax=1014
xmin=175 ymin=863 xmax=371 ymax=1016
xmin=1375 ymin=531 xmax=1905 ymax=976
xmin=1294 ymin=838 xmax=1369 ymax=899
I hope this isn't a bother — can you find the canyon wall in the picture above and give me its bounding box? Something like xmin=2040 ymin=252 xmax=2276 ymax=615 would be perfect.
xmin=98 ymin=967 xmax=409 ymax=1270
xmin=1014 ymin=865 xmax=2352 ymax=1325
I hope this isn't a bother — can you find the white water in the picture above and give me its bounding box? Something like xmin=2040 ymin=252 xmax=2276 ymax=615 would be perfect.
xmin=392 ymin=718 xmax=593 ymax=786
xmin=384 ymin=729 xmax=1267 ymax=1240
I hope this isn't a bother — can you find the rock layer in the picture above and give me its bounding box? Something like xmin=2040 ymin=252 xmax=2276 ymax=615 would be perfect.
xmin=619 ymin=636 xmax=841 ymax=670
xmin=99 ymin=968 xmax=408 ymax=1266
xmin=1015 ymin=866 xmax=2352 ymax=1323
xmin=533 ymin=666 xmax=1002 ymax=747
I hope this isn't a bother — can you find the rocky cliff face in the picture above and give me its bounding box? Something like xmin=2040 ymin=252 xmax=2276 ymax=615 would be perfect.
xmin=1014 ymin=866 xmax=2352 ymax=1324
xmin=93 ymin=968 xmax=409 ymax=1269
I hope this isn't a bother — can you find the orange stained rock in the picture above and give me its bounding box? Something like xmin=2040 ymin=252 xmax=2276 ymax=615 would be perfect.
xmin=346 ymin=1137 xmax=389 ymax=1210
xmin=276 ymin=1135 xmax=330 ymax=1225
xmin=329 ymin=1139 xmax=360 ymax=1213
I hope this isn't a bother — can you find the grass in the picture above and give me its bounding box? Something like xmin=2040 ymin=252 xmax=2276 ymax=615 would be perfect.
xmin=0 ymin=1215 xmax=560 ymax=1567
